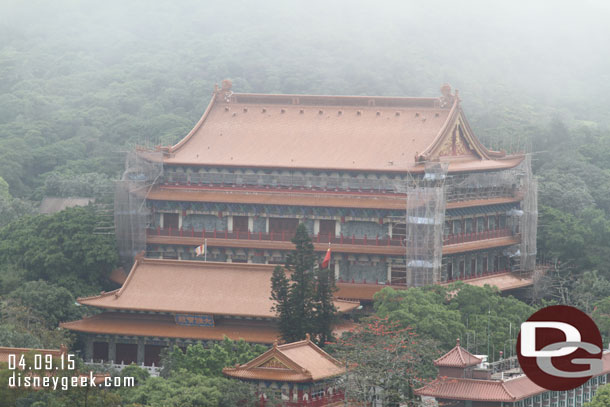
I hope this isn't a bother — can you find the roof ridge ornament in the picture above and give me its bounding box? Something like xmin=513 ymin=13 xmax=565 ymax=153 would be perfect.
xmin=439 ymin=83 xmax=455 ymax=108
xmin=216 ymin=79 xmax=233 ymax=103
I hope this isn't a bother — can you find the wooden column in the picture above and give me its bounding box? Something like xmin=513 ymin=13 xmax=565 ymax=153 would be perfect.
xmin=84 ymin=336 xmax=94 ymax=362
xmin=108 ymin=338 xmax=116 ymax=363
xmin=137 ymin=338 xmax=145 ymax=365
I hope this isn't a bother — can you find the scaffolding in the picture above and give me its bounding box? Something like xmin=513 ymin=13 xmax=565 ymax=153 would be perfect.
xmin=114 ymin=150 xmax=163 ymax=268
xmin=403 ymin=155 xmax=537 ymax=286
xmin=405 ymin=162 xmax=448 ymax=286
xmin=519 ymin=155 xmax=538 ymax=273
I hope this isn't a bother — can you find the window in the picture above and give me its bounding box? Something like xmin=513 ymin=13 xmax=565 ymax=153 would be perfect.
xmin=269 ymin=218 xmax=299 ymax=235
xmin=465 ymin=218 xmax=473 ymax=234
xmin=453 ymin=220 xmax=462 ymax=235
xmin=319 ymin=220 xmax=336 ymax=238
xmin=233 ymin=216 xmax=248 ymax=232
xmin=164 ymin=213 xmax=179 ymax=229
xmin=477 ymin=217 xmax=486 ymax=232
xmin=92 ymin=342 xmax=108 ymax=362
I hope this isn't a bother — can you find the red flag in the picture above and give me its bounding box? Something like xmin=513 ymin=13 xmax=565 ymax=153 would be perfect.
xmin=321 ymin=247 xmax=331 ymax=268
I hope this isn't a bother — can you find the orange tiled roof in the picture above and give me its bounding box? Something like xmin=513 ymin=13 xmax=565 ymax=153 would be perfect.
xmin=223 ymin=335 xmax=345 ymax=382
xmin=77 ymin=258 xmax=359 ymax=318
xmin=60 ymin=312 xmax=280 ymax=344
xmin=418 ymin=351 xmax=610 ymax=402
xmin=446 ymin=271 xmax=534 ymax=291
xmin=416 ymin=377 xmax=521 ymax=402
xmin=0 ymin=346 xmax=67 ymax=364
xmin=418 ymin=354 xmax=610 ymax=401
xmin=160 ymin=86 xmax=521 ymax=173
xmin=434 ymin=339 xmax=482 ymax=367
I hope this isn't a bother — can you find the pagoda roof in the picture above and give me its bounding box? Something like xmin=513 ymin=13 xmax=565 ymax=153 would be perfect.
xmin=417 ymin=352 xmax=610 ymax=401
xmin=434 ymin=339 xmax=482 ymax=367
xmin=77 ymin=257 xmax=359 ymax=318
xmin=159 ymin=83 xmax=522 ymax=173
xmin=223 ymin=335 xmax=345 ymax=382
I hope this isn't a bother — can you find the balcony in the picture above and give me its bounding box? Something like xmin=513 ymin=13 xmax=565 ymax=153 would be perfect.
xmin=276 ymin=392 xmax=345 ymax=407
xmin=443 ymin=228 xmax=513 ymax=245
xmin=148 ymin=227 xmax=404 ymax=248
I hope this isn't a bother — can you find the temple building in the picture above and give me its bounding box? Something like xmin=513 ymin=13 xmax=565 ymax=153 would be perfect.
xmin=223 ymin=335 xmax=346 ymax=406
xmin=114 ymin=81 xmax=538 ymax=302
xmin=61 ymin=82 xmax=539 ymax=368
xmin=415 ymin=340 xmax=610 ymax=407
xmin=61 ymin=256 xmax=358 ymax=367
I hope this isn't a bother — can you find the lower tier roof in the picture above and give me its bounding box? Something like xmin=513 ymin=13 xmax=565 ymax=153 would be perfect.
xmin=79 ymin=258 xmax=359 ymax=318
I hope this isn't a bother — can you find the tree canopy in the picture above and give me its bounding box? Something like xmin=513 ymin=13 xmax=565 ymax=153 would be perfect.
xmin=270 ymin=223 xmax=337 ymax=344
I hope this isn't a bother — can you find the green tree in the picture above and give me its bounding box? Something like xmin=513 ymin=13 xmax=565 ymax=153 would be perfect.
xmin=0 ymin=206 xmax=118 ymax=294
xmin=585 ymin=383 xmax=610 ymax=407
xmin=592 ymin=297 xmax=610 ymax=346
xmin=285 ymin=223 xmax=316 ymax=342
xmin=160 ymin=339 xmax=266 ymax=378
xmin=270 ymin=265 xmax=292 ymax=340
xmin=374 ymin=286 xmax=465 ymax=349
xmin=120 ymin=371 xmax=258 ymax=407
xmin=374 ymin=283 xmax=534 ymax=359
xmin=329 ymin=317 xmax=439 ymax=406
xmin=7 ymin=280 xmax=82 ymax=329
xmin=270 ymin=224 xmax=338 ymax=344
xmin=313 ymin=265 xmax=337 ymax=346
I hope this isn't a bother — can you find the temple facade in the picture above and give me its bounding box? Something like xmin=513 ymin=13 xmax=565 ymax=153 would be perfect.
xmin=114 ymin=81 xmax=537 ymax=301
xmin=62 ymin=82 xmax=539 ymax=366
xmin=415 ymin=340 xmax=610 ymax=407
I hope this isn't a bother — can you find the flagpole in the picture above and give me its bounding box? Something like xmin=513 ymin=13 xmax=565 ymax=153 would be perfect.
xmin=204 ymin=238 xmax=207 ymax=262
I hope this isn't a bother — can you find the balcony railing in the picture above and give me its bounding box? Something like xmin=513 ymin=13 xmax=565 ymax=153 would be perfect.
xmin=444 ymin=268 xmax=511 ymax=283
xmin=84 ymin=360 xmax=161 ymax=377
xmin=337 ymin=268 xmax=512 ymax=287
xmin=148 ymin=227 xmax=405 ymax=247
xmin=443 ymin=228 xmax=512 ymax=245
xmin=148 ymin=227 xmax=514 ymax=248
xmin=267 ymin=392 xmax=344 ymax=407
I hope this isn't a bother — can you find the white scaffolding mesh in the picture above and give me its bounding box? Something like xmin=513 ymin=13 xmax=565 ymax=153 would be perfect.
xmin=403 ymin=155 xmax=537 ymax=286
xmin=405 ymin=162 xmax=448 ymax=286
xmin=519 ymin=155 xmax=538 ymax=273
xmin=114 ymin=150 xmax=163 ymax=268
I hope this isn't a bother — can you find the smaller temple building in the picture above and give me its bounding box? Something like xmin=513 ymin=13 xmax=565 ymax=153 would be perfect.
xmin=415 ymin=339 xmax=610 ymax=407
xmin=223 ymin=334 xmax=345 ymax=406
